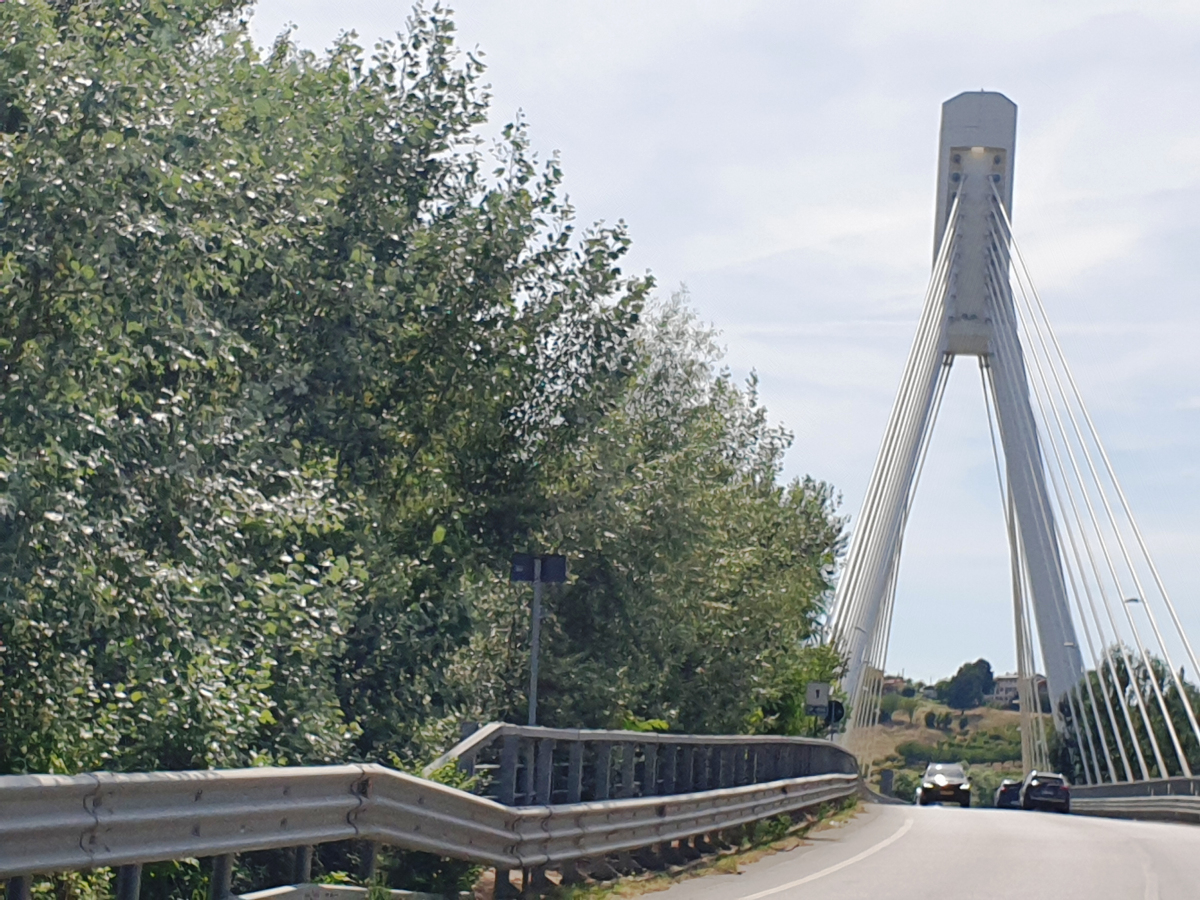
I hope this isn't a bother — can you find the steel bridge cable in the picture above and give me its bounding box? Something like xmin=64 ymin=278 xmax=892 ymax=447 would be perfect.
xmin=981 ymin=234 xmax=1149 ymax=779
xmin=998 ymin=199 xmax=1200 ymax=688
xmin=986 ymin=219 xmax=1172 ymax=779
xmin=1004 ymin=244 xmax=1195 ymax=778
xmin=845 ymin=331 xmax=953 ymax=734
xmin=981 ymin=306 xmax=1125 ymax=783
xmin=976 ymin=242 xmax=1072 ymax=747
xmin=829 ymin=206 xmax=960 ymax=651
xmin=993 ymin=197 xmax=1198 ymax=776
xmin=981 ymin=220 xmax=1152 ymax=777
xmin=983 ymin=239 xmax=1155 ymax=780
xmin=830 ymin=204 xmax=962 ymax=723
xmin=994 ymin=197 xmax=1200 ymax=763
xmin=979 ymin=357 xmax=1054 ymax=773
xmin=851 ymin=353 xmax=953 ymax=735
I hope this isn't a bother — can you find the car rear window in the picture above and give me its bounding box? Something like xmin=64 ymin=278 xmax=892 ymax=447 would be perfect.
xmin=924 ymin=763 xmax=965 ymax=779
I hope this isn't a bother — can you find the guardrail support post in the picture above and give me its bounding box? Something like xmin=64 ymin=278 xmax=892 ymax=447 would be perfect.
xmin=566 ymin=741 xmax=584 ymax=802
xmin=642 ymin=743 xmax=659 ymax=795
xmin=498 ymin=734 xmax=519 ymax=806
xmin=733 ymin=747 xmax=747 ymax=786
xmin=701 ymin=746 xmax=715 ymax=790
xmin=518 ymin=739 xmax=535 ymax=805
xmin=115 ymin=864 xmax=142 ymax=900
xmin=494 ymin=869 xmax=519 ymax=899
xmin=5 ymin=876 xmax=31 ymax=900
xmin=680 ymin=745 xmax=694 ymax=792
xmin=662 ymin=744 xmax=677 ymax=794
xmin=209 ymin=854 xmax=234 ymax=900
xmin=292 ymin=846 xmax=313 ymax=884
xmin=535 ymin=739 xmax=555 ymax=804
xmin=618 ymin=743 xmax=636 ymax=798
xmin=359 ymin=840 xmax=379 ymax=882
xmin=595 ymin=742 xmax=612 ymax=799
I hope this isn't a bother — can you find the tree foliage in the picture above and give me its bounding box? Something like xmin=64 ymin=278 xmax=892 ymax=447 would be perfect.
xmin=937 ymin=658 xmax=994 ymax=713
xmin=1057 ymin=651 xmax=1200 ymax=783
xmin=0 ymin=0 xmax=843 ymax=795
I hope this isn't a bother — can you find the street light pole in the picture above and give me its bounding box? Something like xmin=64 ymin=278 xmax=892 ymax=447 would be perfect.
xmin=528 ymin=556 xmax=542 ymax=726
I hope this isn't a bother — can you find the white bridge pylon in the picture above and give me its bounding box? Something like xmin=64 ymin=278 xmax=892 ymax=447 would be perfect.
xmin=827 ymin=92 xmax=1200 ymax=782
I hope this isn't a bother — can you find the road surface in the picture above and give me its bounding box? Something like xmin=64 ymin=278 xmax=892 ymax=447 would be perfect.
xmin=655 ymin=803 xmax=1199 ymax=899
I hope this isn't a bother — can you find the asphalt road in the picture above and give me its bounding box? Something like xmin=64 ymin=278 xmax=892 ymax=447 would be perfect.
xmin=655 ymin=803 xmax=1200 ymax=900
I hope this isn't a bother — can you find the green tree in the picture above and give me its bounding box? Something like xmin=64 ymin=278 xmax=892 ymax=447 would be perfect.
xmin=0 ymin=0 xmax=646 ymax=773
xmin=0 ymin=0 xmax=844 ymax=786
xmin=899 ymin=695 xmax=921 ymax=724
xmin=879 ymin=692 xmax=902 ymax=723
xmin=941 ymin=659 xmax=993 ymax=713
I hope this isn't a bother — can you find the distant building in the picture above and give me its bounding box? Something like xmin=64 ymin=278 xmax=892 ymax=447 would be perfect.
xmin=881 ymin=676 xmax=907 ymax=695
xmin=988 ymin=673 xmax=1046 ymax=708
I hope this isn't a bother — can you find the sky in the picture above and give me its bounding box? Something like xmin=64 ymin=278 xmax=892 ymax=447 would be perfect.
xmin=250 ymin=1 xmax=1200 ymax=684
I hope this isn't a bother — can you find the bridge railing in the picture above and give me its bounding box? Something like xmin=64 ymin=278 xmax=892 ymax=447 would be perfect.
xmin=423 ymin=723 xmax=857 ymax=805
xmin=0 ymin=726 xmax=858 ymax=900
xmin=1070 ymin=777 xmax=1200 ymax=825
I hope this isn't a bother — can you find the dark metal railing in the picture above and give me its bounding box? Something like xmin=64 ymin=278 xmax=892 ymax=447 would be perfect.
xmin=424 ymin=723 xmax=858 ymax=806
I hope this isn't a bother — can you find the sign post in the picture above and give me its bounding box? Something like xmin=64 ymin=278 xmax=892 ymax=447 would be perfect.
xmin=511 ymin=554 xmax=567 ymax=726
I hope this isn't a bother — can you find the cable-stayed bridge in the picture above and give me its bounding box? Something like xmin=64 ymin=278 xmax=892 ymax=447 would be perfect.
xmin=827 ymin=91 xmax=1200 ymax=785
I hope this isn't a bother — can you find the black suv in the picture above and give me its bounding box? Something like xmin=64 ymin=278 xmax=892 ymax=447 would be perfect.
xmin=1019 ymin=770 xmax=1070 ymax=812
xmin=994 ymin=778 xmax=1021 ymax=809
xmin=915 ymin=762 xmax=971 ymax=807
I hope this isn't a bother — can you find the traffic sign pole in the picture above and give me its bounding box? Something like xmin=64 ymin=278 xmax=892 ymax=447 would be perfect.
xmin=528 ymin=557 xmax=542 ymax=726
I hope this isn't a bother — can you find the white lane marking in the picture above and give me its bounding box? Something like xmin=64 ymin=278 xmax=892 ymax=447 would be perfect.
xmin=736 ymin=817 xmax=914 ymax=900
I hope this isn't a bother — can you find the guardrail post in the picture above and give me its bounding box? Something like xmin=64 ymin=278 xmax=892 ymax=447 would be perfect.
xmin=495 ymin=869 xmax=519 ymax=899
xmin=292 ymin=846 xmax=313 ymax=884
xmin=498 ymin=734 xmax=519 ymax=805
xmin=535 ymin=739 xmax=555 ymax=804
xmin=5 ymin=876 xmax=31 ymax=900
xmin=359 ymin=841 xmax=379 ymax=881
xmin=734 ymin=746 xmax=747 ymax=786
xmin=642 ymin=742 xmax=659 ymax=795
xmin=115 ymin=864 xmax=142 ymax=900
xmin=618 ymin=743 xmax=637 ymax=798
xmin=209 ymin=854 xmax=234 ymax=900
xmin=662 ymin=744 xmax=677 ymax=794
xmin=719 ymin=747 xmax=733 ymax=787
xmin=594 ymin=742 xmax=613 ymax=799
xmin=680 ymin=745 xmax=694 ymax=792
xmin=460 ymin=721 xmax=481 ymax=776
xmin=566 ymin=741 xmax=584 ymax=802
xmin=518 ymin=739 xmax=535 ymax=805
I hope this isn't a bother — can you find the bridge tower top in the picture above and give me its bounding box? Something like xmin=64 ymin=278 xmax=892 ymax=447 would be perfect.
xmin=933 ymin=91 xmax=1017 ymax=356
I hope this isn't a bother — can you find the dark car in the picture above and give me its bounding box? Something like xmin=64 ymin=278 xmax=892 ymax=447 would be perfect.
xmin=1019 ymin=770 xmax=1070 ymax=812
xmin=994 ymin=778 xmax=1021 ymax=809
xmin=915 ymin=762 xmax=970 ymax=807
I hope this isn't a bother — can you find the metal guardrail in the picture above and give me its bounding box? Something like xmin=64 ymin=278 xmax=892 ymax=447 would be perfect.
xmin=423 ymin=723 xmax=857 ymax=805
xmin=1070 ymin=777 xmax=1200 ymax=825
xmin=0 ymin=726 xmax=859 ymax=896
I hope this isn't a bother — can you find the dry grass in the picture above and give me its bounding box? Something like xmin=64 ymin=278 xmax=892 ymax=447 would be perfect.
xmin=848 ymin=703 xmax=1036 ymax=768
